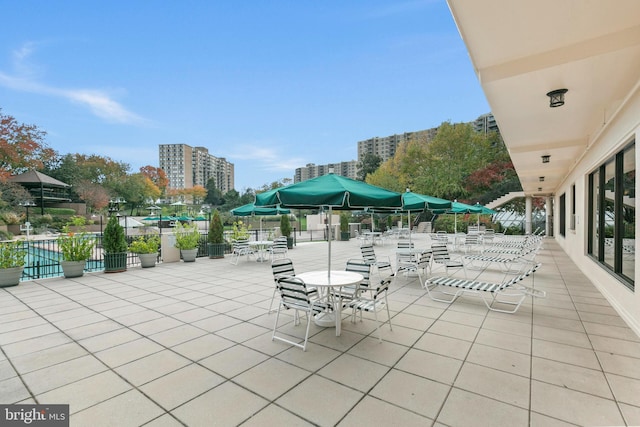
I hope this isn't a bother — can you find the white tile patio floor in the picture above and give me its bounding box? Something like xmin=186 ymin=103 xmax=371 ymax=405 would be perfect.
xmin=1 ymin=236 xmax=639 ymax=426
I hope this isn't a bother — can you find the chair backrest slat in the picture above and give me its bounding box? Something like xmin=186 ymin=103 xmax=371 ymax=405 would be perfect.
xmin=345 ymin=258 xmax=371 ymax=288
xmin=417 ymin=250 xmax=432 ymax=268
xmin=277 ymin=276 xmax=312 ymax=305
xmin=360 ymin=244 xmax=377 ymax=264
xmin=431 ymin=243 xmax=451 ymax=262
xmin=272 ymin=258 xmax=295 ymax=281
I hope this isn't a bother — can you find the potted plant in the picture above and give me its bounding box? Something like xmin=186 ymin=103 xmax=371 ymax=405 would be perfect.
xmin=174 ymin=222 xmax=201 ymax=262
xmin=340 ymin=212 xmax=350 ymax=241
xmin=280 ymin=214 xmax=293 ymax=249
xmin=129 ymin=234 xmax=160 ymax=268
xmin=103 ymin=216 xmax=128 ymax=273
xmin=207 ymin=210 xmax=226 ymax=259
xmin=0 ymin=240 xmax=26 ymax=287
xmin=231 ymin=220 xmax=250 ymax=241
xmin=58 ymin=223 xmax=95 ymax=278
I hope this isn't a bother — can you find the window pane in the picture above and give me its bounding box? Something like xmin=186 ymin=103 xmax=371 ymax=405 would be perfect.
xmin=604 ymin=160 xmax=616 ymax=269
xmin=621 ymin=144 xmax=635 ymax=283
xmin=591 ymin=170 xmax=599 ymax=258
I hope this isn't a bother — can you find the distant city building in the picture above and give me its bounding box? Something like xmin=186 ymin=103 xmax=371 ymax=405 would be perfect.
xmin=159 ymin=143 xmax=234 ymax=193
xmin=473 ymin=113 xmax=499 ymax=134
xmin=357 ymin=129 xmax=437 ymax=162
xmin=294 ymin=161 xmax=358 ymax=183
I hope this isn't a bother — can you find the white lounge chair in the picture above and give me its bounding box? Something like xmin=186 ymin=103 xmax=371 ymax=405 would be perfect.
xmin=424 ymin=263 xmax=545 ymax=313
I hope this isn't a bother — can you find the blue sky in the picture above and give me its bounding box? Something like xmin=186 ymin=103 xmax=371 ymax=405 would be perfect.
xmin=0 ymin=0 xmax=489 ymax=191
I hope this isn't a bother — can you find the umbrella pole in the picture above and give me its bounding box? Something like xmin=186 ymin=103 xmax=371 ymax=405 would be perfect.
xmin=408 ymin=211 xmax=412 ymax=246
xmin=455 ymin=213 xmax=457 ymax=234
xmin=328 ymin=207 xmax=332 ymax=278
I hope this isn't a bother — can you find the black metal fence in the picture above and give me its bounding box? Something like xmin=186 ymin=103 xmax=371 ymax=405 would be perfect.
xmin=17 ymin=227 xmax=328 ymax=282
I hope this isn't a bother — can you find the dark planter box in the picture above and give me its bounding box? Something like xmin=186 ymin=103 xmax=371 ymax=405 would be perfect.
xmin=340 ymin=231 xmax=351 ymax=241
xmin=208 ymin=243 xmax=226 ymax=259
xmin=104 ymin=252 xmax=127 ymax=273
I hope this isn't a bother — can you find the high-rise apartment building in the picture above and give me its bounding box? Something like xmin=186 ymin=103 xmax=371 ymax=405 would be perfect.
xmin=159 ymin=144 xmax=234 ymax=193
xmin=473 ymin=113 xmax=499 ymax=134
xmin=294 ymin=161 xmax=358 ymax=183
xmin=357 ymin=129 xmax=437 ymax=162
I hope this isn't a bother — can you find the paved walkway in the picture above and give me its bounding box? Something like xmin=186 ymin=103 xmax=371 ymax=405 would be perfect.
xmin=1 ymin=236 xmax=639 ymax=426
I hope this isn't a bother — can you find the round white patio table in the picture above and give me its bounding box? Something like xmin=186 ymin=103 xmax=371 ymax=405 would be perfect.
xmin=296 ymin=270 xmax=363 ymax=336
xmin=249 ymin=240 xmax=273 ymax=262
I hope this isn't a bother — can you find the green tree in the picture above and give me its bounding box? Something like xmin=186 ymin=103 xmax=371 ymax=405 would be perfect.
xmin=368 ymin=121 xmax=500 ymax=200
xmin=413 ymin=122 xmax=494 ymax=200
xmin=357 ymin=153 xmax=382 ymax=181
xmin=204 ymin=178 xmax=223 ymax=206
xmin=0 ymin=109 xmax=56 ymax=180
xmin=116 ymin=173 xmax=160 ymax=215
xmin=221 ymin=189 xmax=241 ymax=209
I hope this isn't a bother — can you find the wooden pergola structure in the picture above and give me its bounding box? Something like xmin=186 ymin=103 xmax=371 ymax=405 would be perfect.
xmin=8 ymin=170 xmax=72 ymax=215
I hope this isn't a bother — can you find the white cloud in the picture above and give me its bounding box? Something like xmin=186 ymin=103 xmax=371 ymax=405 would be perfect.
xmin=228 ymin=144 xmax=305 ymax=172
xmin=0 ymin=41 xmax=145 ymax=124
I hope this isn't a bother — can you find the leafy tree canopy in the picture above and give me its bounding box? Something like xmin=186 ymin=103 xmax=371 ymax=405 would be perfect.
xmin=356 ymin=153 xmax=381 ymax=181
xmin=367 ymin=121 xmax=508 ymax=201
xmin=0 ymin=109 xmax=56 ymax=180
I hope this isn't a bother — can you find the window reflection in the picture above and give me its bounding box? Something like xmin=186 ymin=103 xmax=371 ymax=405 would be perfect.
xmin=603 ymin=160 xmax=616 ymax=269
xmin=588 ymin=141 xmax=635 ymax=290
xmin=622 ymin=145 xmax=635 ymax=281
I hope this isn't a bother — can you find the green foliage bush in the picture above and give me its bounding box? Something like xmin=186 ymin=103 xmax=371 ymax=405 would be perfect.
xmin=129 ymin=234 xmax=160 ymax=254
xmin=340 ymin=213 xmax=350 ymax=233
xmin=0 ymin=240 xmax=27 ymax=268
xmin=174 ymin=222 xmax=201 ymax=250
xmin=208 ymin=210 xmax=224 ymax=244
xmin=280 ymin=215 xmax=291 ymax=238
xmin=58 ymin=224 xmax=95 ymax=261
xmin=103 ymin=216 xmax=127 ymax=253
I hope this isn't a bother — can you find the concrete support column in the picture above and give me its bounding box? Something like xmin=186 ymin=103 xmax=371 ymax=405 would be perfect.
xmin=525 ymin=196 xmax=533 ymax=234
xmin=546 ymin=196 xmax=553 ymax=237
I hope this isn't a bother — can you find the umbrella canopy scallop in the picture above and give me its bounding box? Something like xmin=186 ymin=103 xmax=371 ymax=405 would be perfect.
xmin=255 ymin=174 xmax=403 ymax=210
xmin=231 ymin=203 xmax=291 ymax=216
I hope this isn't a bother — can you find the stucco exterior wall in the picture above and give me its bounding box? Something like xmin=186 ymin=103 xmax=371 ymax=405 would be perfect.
xmin=555 ymin=87 xmax=640 ymax=335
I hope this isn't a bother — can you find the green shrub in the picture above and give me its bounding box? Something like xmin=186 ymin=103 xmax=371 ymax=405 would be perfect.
xmin=208 ymin=210 xmax=225 ymax=244
xmin=0 ymin=240 xmax=27 ymax=268
xmin=174 ymin=222 xmax=201 ymax=250
xmin=129 ymin=235 xmax=160 ymax=254
xmin=280 ymin=215 xmax=291 ymax=238
xmin=58 ymin=225 xmax=95 ymax=261
xmin=340 ymin=213 xmax=349 ymax=233
xmin=103 ymin=216 xmax=127 ymax=253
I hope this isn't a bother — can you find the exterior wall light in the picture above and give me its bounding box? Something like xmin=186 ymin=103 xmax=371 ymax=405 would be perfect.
xmin=541 ymin=155 xmax=550 ymax=163
xmin=546 ymin=89 xmax=568 ymax=107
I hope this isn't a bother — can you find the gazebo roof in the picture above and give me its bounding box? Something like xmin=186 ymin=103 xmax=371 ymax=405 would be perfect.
xmin=8 ymin=170 xmax=71 ymax=188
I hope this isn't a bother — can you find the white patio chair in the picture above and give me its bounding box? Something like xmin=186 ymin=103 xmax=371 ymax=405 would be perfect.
xmin=332 ymin=258 xmax=372 ymax=301
xmin=397 ymin=250 xmax=432 ymax=289
xmin=269 ymin=236 xmax=288 ymax=260
xmin=345 ymin=276 xmax=393 ymax=342
xmin=431 ymin=243 xmax=466 ymax=278
xmin=230 ymin=239 xmax=254 ymax=264
xmin=272 ymin=276 xmax=331 ymax=351
xmin=462 ymin=232 xmax=483 ymax=254
xmin=360 ymin=244 xmax=394 ymax=277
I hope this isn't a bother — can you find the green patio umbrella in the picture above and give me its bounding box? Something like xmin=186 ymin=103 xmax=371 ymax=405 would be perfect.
xmin=231 ymin=203 xmax=291 ymax=216
xmin=231 ymin=203 xmax=291 ymax=239
xmin=372 ymin=190 xmax=452 ymax=244
xmin=434 ymin=201 xmax=495 ymax=232
xmin=255 ymin=173 xmax=403 ymax=273
xmin=401 ymin=191 xmax=451 ymax=212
